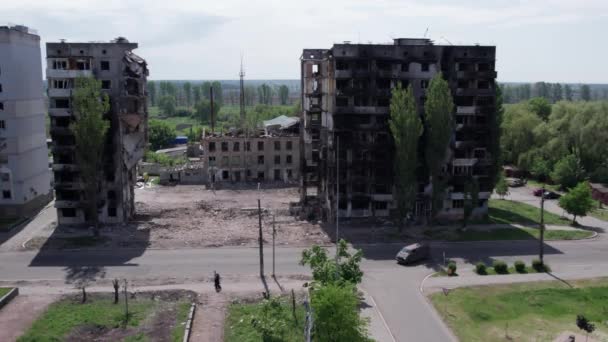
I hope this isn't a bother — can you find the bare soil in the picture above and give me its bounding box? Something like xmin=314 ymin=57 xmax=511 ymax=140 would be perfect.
xmin=27 ymin=186 xmax=330 ymax=250
xmin=0 ymin=294 xmax=58 ymax=342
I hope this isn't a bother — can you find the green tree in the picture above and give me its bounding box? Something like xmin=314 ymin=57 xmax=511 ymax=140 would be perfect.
xmin=245 ymin=85 xmax=257 ymax=105
xmin=183 ymin=82 xmax=192 ymax=108
xmin=194 ymin=100 xmax=221 ymax=125
xmin=147 ymin=81 xmax=157 ymax=106
xmin=559 ymin=182 xmax=594 ymax=224
xmin=424 ymin=73 xmax=454 ymax=221
xmin=158 ymin=95 xmax=176 ymax=116
xmin=551 ymin=154 xmax=585 ymax=190
xmin=278 ymin=85 xmax=289 ymax=105
xmin=500 ymin=105 xmax=542 ymax=166
xmin=311 ymin=283 xmax=370 ymax=342
xmin=148 ymin=119 xmax=175 ymax=151
xmin=193 ymin=85 xmax=202 ymax=104
xmin=300 ymin=239 xmax=363 ymax=286
xmin=250 ymin=297 xmax=289 ymax=341
xmin=211 ymin=81 xmax=223 ymax=105
xmin=552 ymin=83 xmax=563 ymax=102
xmin=201 ymin=82 xmax=212 ymax=100
xmin=564 ymin=84 xmax=573 ymax=101
xmin=495 ymin=172 xmax=509 ymax=199
xmin=530 ymin=155 xmax=552 ymax=181
xmin=389 ymin=83 xmax=422 ymax=229
xmin=258 ymin=83 xmax=273 ymax=105
xmin=71 ymin=77 xmax=110 ymax=235
xmin=580 ymin=84 xmax=591 ymax=101
xmin=527 ymin=97 xmax=552 ymax=121
xmin=462 ymin=177 xmax=479 ymax=227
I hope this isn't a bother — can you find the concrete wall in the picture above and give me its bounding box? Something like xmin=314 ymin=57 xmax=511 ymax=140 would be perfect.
xmin=0 ymin=27 xmax=52 ymax=215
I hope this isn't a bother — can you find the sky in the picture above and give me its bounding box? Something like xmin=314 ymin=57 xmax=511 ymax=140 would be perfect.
xmin=4 ymin=0 xmax=608 ymax=83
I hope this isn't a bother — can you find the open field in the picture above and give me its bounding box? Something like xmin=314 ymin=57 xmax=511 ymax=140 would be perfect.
xmin=225 ymin=296 xmax=306 ymax=342
xmin=18 ymin=291 xmax=194 ymax=342
xmin=430 ymin=278 xmax=608 ymax=342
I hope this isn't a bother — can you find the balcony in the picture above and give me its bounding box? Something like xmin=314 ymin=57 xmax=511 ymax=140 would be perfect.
xmin=48 ymin=88 xmax=72 ymax=98
xmin=52 ymin=163 xmax=79 ymax=172
xmin=48 ymin=108 xmax=71 ymax=117
xmin=47 ymin=69 xmax=93 ymax=79
xmin=456 ymin=106 xmax=476 ymax=115
xmin=335 ymin=70 xmax=352 ymax=79
xmin=54 ymin=200 xmax=81 ymax=208
xmin=54 ymin=181 xmax=83 ymax=191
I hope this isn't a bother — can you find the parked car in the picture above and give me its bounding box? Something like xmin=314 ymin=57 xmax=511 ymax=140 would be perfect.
xmin=543 ymin=191 xmax=561 ymax=199
xmin=396 ymin=243 xmax=430 ymax=265
xmin=507 ymin=178 xmax=525 ymax=187
xmin=533 ymin=188 xmax=545 ymax=197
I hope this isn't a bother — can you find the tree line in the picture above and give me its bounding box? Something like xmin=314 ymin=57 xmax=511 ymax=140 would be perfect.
xmin=500 ymin=82 xmax=606 ymax=104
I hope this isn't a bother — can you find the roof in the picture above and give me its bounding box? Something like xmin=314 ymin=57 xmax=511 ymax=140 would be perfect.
xmin=263 ymin=115 xmax=299 ymax=130
xmin=590 ymin=183 xmax=608 ymax=194
xmin=155 ymin=146 xmax=187 ymax=154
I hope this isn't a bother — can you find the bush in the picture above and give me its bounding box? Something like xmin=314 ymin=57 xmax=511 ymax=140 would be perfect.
xmin=475 ymin=262 xmax=487 ymax=275
xmin=532 ymin=259 xmax=550 ymax=272
xmin=447 ymin=262 xmax=457 ymax=276
xmin=493 ymin=260 xmax=508 ymax=274
xmin=514 ymin=260 xmax=526 ymax=273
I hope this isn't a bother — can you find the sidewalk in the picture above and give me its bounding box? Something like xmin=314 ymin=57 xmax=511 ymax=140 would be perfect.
xmin=359 ymin=288 xmax=396 ymax=342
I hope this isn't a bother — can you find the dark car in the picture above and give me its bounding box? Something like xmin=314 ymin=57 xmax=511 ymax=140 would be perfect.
xmin=533 ymin=188 xmax=545 ymax=197
xmin=507 ymin=178 xmax=525 ymax=187
xmin=396 ymin=243 xmax=430 ymax=265
xmin=543 ymin=191 xmax=561 ymax=199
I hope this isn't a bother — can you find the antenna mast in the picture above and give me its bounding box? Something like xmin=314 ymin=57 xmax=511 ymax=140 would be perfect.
xmin=239 ymin=55 xmax=246 ymax=128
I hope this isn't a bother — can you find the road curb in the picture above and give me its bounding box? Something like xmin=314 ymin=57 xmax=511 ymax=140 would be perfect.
xmin=0 ymin=287 xmax=19 ymax=310
xmin=182 ymin=302 xmax=196 ymax=342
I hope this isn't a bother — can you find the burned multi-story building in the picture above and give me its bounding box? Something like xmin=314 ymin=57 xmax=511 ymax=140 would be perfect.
xmin=301 ymin=38 xmax=497 ymax=221
xmin=47 ymin=38 xmax=148 ymax=225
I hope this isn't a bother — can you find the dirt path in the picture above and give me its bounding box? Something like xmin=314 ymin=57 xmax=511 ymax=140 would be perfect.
xmin=0 ymin=294 xmax=57 ymax=341
xmin=191 ymin=293 xmax=229 ymax=342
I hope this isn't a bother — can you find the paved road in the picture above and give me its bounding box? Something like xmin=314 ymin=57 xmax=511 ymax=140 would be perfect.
xmin=0 ymin=187 xmax=606 ymax=342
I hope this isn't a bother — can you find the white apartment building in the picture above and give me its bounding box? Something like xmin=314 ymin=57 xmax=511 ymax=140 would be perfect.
xmin=0 ymin=25 xmax=52 ymax=218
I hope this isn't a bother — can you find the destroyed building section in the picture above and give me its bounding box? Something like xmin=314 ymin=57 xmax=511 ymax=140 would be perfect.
xmin=301 ymin=38 xmax=497 ymax=222
xmin=47 ymin=38 xmax=148 ymax=225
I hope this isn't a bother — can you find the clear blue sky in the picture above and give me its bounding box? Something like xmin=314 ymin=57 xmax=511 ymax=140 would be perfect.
xmin=5 ymin=0 xmax=607 ymax=82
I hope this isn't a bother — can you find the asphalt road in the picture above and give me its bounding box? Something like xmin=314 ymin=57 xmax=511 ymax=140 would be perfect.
xmin=0 ymin=186 xmax=606 ymax=342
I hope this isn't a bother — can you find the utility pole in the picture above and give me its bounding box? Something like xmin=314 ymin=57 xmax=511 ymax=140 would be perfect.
xmin=123 ymin=279 xmax=129 ymax=321
xmin=239 ymin=56 xmax=246 ymax=128
xmin=210 ymin=86 xmax=215 ymax=133
xmin=258 ymin=183 xmax=264 ymax=278
xmin=539 ymin=185 xmax=545 ymax=266
xmin=272 ymin=214 xmax=276 ymax=277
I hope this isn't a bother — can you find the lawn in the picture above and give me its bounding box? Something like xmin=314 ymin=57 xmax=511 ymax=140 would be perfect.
xmin=225 ymin=297 xmax=306 ymax=342
xmin=424 ymin=227 xmax=592 ymax=241
xmin=526 ymin=179 xmax=561 ymax=192
xmin=485 ymin=199 xmax=570 ymax=226
xmin=0 ymin=288 xmax=12 ymax=298
xmin=590 ymin=207 xmax=608 ymax=222
xmin=430 ymin=278 xmax=608 ymax=342
xmin=18 ymin=292 xmax=193 ymax=342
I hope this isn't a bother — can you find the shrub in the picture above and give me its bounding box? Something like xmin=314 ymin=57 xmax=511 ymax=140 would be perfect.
xmin=493 ymin=260 xmax=508 ymax=274
xmin=532 ymin=259 xmax=550 ymax=272
xmin=447 ymin=262 xmax=457 ymax=276
xmin=475 ymin=262 xmax=487 ymax=275
xmin=514 ymin=260 xmax=526 ymax=273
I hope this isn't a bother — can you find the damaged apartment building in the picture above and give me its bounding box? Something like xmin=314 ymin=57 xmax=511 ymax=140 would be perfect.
xmin=202 ymin=115 xmax=300 ymax=184
xmin=301 ymin=38 xmax=496 ymax=221
xmin=47 ymin=38 xmax=148 ymax=225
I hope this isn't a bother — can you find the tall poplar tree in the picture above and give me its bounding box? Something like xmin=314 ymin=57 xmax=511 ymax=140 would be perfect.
xmin=424 ymin=73 xmax=454 ymax=221
xmin=71 ymin=77 xmax=110 ymax=235
xmin=389 ymin=83 xmax=422 ymax=229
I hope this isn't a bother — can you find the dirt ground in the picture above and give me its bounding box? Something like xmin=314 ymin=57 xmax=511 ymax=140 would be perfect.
xmin=0 ymin=294 xmax=58 ymax=342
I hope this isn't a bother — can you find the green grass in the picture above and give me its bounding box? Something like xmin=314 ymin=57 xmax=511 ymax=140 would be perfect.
xmin=225 ymin=297 xmax=306 ymax=342
xmin=0 ymin=288 xmax=13 ymax=298
xmin=424 ymin=227 xmax=592 ymax=241
xmin=171 ymin=302 xmax=191 ymax=342
xmin=590 ymin=207 xmax=608 ymax=222
xmin=430 ymin=278 xmax=608 ymax=341
xmin=526 ymin=179 xmax=561 ymax=192
xmin=485 ymin=199 xmax=570 ymax=225
xmin=18 ymin=293 xmax=191 ymax=342
xmin=151 ymin=176 xmax=160 ymax=185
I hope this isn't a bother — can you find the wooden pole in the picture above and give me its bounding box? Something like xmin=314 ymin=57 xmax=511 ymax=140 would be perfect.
xmin=272 ymin=215 xmax=276 ymax=277
xmin=123 ymin=279 xmax=129 ymax=322
xmin=258 ymin=183 xmax=264 ymax=278
xmin=539 ymin=185 xmax=545 ymax=266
